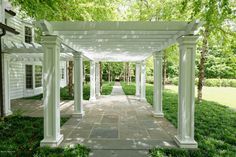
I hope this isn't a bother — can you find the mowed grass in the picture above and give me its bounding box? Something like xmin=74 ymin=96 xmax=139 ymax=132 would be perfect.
xmin=165 ymin=85 xmax=236 ymax=109
xmin=121 ymin=82 xmax=236 ymax=157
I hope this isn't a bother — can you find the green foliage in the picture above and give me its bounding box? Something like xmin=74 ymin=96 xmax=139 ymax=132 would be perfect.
xmin=121 ymin=82 xmax=236 ymax=157
xmin=146 ymin=76 xmax=154 ymax=84
xmin=25 ymin=82 xmax=114 ymax=101
xmin=101 ymin=81 xmax=115 ymax=95
xmin=59 ymin=84 xmax=90 ymax=100
xmin=10 ymin=0 xmax=119 ymax=21
xmin=0 ymin=115 xmax=69 ymax=157
xmin=169 ymin=78 xmax=236 ymax=87
xmin=34 ymin=144 xmax=90 ymax=157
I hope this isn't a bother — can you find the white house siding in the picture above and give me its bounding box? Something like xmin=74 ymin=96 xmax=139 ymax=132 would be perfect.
xmin=6 ymin=16 xmax=24 ymax=42
xmin=9 ymin=60 xmax=68 ymax=100
xmin=9 ymin=62 xmax=24 ymax=99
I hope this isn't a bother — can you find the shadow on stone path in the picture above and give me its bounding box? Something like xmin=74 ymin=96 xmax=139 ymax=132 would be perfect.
xmin=60 ymin=82 xmax=177 ymax=157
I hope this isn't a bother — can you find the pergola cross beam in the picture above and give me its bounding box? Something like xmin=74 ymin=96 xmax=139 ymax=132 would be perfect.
xmin=37 ymin=20 xmax=202 ymax=62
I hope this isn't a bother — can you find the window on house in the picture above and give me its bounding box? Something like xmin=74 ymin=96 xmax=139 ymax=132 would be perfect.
xmin=61 ymin=68 xmax=65 ymax=79
xmin=25 ymin=26 xmax=32 ymax=43
xmin=35 ymin=65 xmax=42 ymax=88
xmin=25 ymin=65 xmax=33 ymax=89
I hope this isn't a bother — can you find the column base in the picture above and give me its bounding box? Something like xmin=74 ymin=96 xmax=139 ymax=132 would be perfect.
xmin=174 ymin=136 xmax=198 ymax=149
xmin=5 ymin=110 xmax=12 ymax=116
xmin=140 ymin=98 xmax=147 ymax=102
xmin=135 ymin=93 xmax=140 ymax=97
xmin=72 ymin=111 xmax=85 ymax=118
xmin=40 ymin=134 xmax=64 ymax=147
xmin=89 ymin=97 xmax=96 ymax=102
xmin=152 ymin=111 xmax=164 ymax=117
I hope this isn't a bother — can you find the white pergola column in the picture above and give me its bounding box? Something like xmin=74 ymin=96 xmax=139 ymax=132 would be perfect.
xmin=40 ymin=35 xmax=63 ymax=147
xmin=153 ymin=52 xmax=164 ymax=117
xmin=135 ymin=63 xmax=141 ymax=97
xmin=72 ymin=52 xmax=84 ymax=117
xmin=2 ymin=54 xmax=12 ymax=116
xmin=174 ymin=35 xmax=198 ymax=148
xmin=140 ymin=61 xmax=146 ymax=102
xmin=95 ymin=62 xmax=100 ymax=97
xmin=90 ymin=61 xmax=96 ymax=101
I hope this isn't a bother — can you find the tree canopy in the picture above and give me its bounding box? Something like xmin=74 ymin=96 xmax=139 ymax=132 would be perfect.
xmin=10 ymin=0 xmax=236 ymax=94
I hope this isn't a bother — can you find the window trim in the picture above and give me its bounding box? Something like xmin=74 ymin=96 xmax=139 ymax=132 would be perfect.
xmin=25 ymin=65 xmax=33 ymax=89
xmin=25 ymin=26 xmax=32 ymax=43
xmin=35 ymin=65 xmax=43 ymax=88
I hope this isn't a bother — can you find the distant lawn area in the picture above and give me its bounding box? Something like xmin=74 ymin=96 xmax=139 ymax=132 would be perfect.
xmin=121 ymin=82 xmax=236 ymax=157
xmin=25 ymin=81 xmax=114 ymax=101
xmin=0 ymin=115 xmax=90 ymax=157
xmin=165 ymin=85 xmax=236 ymax=109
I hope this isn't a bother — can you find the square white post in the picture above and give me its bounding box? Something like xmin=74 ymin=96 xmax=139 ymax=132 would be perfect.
xmin=140 ymin=61 xmax=146 ymax=102
xmin=135 ymin=63 xmax=141 ymax=97
xmin=90 ymin=61 xmax=96 ymax=101
xmin=153 ymin=52 xmax=164 ymax=117
xmin=2 ymin=54 xmax=12 ymax=116
xmin=95 ymin=62 xmax=100 ymax=97
xmin=174 ymin=35 xmax=198 ymax=148
xmin=0 ymin=0 xmax=5 ymax=23
xmin=40 ymin=35 xmax=63 ymax=147
xmin=72 ymin=52 xmax=84 ymax=118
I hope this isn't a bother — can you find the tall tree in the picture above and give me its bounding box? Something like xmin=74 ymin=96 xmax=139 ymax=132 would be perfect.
xmin=181 ymin=0 xmax=235 ymax=101
xmin=11 ymin=0 xmax=119 ymax=96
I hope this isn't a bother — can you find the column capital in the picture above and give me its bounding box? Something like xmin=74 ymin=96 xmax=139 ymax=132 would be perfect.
xmin=73 ymin=52 xmax=82 ymax=58
xmin=177 ymin=35 xmax=199 ymax=46
xmin=41 ymin=35 xmax=62 ymax=46
xmin=153 ymin=51 xmax=163 ymax=59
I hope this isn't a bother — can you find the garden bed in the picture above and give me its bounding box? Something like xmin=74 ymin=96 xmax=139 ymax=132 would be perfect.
xmin=0 ymin=115 xmax=90 ymax=157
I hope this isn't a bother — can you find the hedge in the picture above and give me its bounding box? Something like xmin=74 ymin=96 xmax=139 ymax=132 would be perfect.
xmin=168 ymin=78 xmax=236 ymax=87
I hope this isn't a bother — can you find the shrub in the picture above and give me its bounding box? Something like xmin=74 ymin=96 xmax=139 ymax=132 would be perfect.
xmin=169 ymin=77 xmax=179 ymax=85
xmin=230 ymin=79 xmax=236 ymax=87
xmin=0 ymin=115 xmax=69 ymax=157
xmin=34 ymin=144 xmax=90 ymax=157
xmin=204 ymin=79 xmax=221 ymax=87
xmin=146 ymin=76 xmax=154 ymax=84
xmin=169 ymin=78 xmax=236 ymax=88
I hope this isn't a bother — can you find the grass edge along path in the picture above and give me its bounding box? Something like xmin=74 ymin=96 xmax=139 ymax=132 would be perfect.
xmin=121 ymin=82 xmax=236 ymax=157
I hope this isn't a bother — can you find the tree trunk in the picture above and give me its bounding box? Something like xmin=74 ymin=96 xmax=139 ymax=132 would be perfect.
xmin=100 ymin=62 xmax=102 ymax=90
xmin=127 ymin=62 xmax=130 ymax=85
xmin=68 ymin=61 xmax=74 ymax=97
xmin=163 ymin=52 xmax=167 ymax=88
xmin=197 ymin=29 xmax=209 ymax=102
xmin=108 ymin=63 xmax=111 ymax=83
xmin=83 ymin=63 xmax=86 ymax=84
xmin=124 ymin=63 xmax=126 ymax=82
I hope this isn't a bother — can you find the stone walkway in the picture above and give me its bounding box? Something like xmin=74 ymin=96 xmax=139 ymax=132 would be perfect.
xmin=60 ymin=82 xmax=177 ymax=157
xmin=11 ymin=82 xmax=177 ymax=157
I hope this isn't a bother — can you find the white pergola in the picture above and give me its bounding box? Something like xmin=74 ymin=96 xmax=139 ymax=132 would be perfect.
xmin=35 ymin=21 xmax=201 ymax=148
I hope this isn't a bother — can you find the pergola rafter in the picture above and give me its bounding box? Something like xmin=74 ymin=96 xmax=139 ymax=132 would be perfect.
xmin=37 ymin=20 xmax=201 ymax=62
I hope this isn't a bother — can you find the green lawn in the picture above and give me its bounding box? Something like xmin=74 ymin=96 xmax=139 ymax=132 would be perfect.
xmin=25 ymin=81 xmax=114 ymax=101
xmin=121 ymin=82 xmax=236 ymax=157
xmin=165 ymin=85 xmax=236 ymax=109
xmin=0 ymin=115 xmax=90 ymax=157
